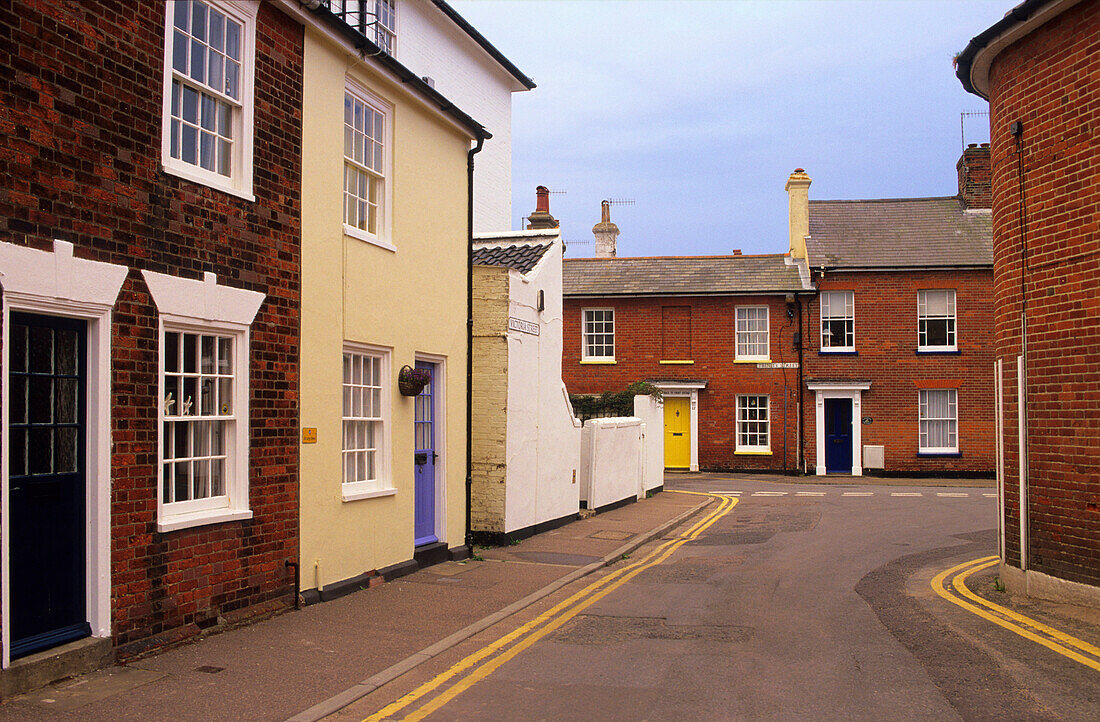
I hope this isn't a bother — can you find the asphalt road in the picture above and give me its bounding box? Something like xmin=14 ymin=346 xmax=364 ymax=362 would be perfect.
xmin=337 ymin=475 xmax=1099 ymax=721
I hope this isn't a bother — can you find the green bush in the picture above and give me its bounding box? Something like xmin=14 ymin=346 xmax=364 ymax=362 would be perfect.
xmin=569 ymin=381 xmax=662 ymax=422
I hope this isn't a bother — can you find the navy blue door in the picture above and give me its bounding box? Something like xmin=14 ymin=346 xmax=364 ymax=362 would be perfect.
xmin=9 ymin=313 xmax=90 ymax=658
xmin=824 ymin=398 xmax=853 ymax=474
xmin=413 ymin=361 xmax=437 ymax=546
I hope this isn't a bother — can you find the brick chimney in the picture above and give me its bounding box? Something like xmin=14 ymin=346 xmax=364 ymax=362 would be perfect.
xmin=785 ymin=168 xmax=811 ymax=260
xmin=592 ymin=200 xmax=619 ymax=258
xmin=957 ymin=143 xmax=991 ymax=209
xmin=526 ymin=185 xmax=559 ymax=229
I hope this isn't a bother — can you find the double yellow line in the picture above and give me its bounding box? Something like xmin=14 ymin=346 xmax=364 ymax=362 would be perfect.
xmin=364 ymin=491 xmax=737 ymax=721
xmin=932 ymin=556 xmax=1100 ymax=672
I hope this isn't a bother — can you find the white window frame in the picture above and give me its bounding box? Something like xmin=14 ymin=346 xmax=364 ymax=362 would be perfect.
xmin=735 ymin=306 xmax=770 ymax=361
xmin=161 ymin=0 xmax=257 ymax=200
xmin=143 ymin=270 xmax=264 ymax=532
xmin=329 ymin=0 xmax=397 ymax=54
xmin=820 ymin=290 xmax=855 ymax=352
xmin=736 ymin=395 xmax=770 ymax=453
xmin=919 ymin=388 xmax=959 ymax=453
xmin=343 ymin=80 xmax=394 ymax=251
xmin=917 ymin=289 xmax=957 ymax=351
xmin=581 ymin=308 xmax=615 ymax=362
xmin=341 ymin=343 xmax=394 ymax=501
xmin=159 ymin=321 xmax=248 ymax=525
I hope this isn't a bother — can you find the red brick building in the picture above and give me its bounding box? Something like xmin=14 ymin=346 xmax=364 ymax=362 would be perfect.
xmin=793 ymin=147 xmax=996 ymax=477
xmin=957 ymin=0 xmax=1100 ymax=603
xmin=0 ymin=0 xmax=301 ymax=677
xmin=562 ymin=253 xmax=814 ymax=472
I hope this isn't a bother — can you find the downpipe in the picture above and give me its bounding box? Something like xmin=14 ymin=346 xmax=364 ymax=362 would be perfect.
xmin=465 ymin=134 xmax=485 ymax=551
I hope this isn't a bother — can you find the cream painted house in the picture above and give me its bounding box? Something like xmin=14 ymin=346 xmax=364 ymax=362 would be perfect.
xmin=287 ymin=1 xmax=526 ymax=601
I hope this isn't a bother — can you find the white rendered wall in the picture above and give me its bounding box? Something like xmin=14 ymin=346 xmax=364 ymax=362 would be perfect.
xmin=495 ymin=232 xmax=581 ymax=532
xmin=580 ymin=418 xmax=645 ymax=510
xmin=634 ymin=395 xmax=665 ymax=494
xmin=397 ymin=0 xmax=523 ymax=232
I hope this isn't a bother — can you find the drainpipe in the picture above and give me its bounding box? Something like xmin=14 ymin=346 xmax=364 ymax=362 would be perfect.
xmin=466 ymin=134 xmax=485 ymax=550
xmin=797 ymin=295 xmax=805 ymax=474
xmin=1011 ymin=120 xmax=1029 ymax=570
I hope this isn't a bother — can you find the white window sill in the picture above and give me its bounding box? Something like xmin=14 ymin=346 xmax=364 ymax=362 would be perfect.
xmin=819 ymin=348 xmax=856 ymax=354
xmin=344 ymin=224 xmax=396 ymax=252
xmin=659 ymin=360 xmax=694 ymax=365
xmin=342 ymin=485 xmax=398 ymax=502
xmin=734 ymin=358 xmax=770 ymax=364
xmin=580 ymin=358 xmax=616 ymax=365
xmin=157 ymin=507 xmax=253 ymax=533
xmin=735 ymin=449 xmax=773 ymax=455
xmin=162 ymin=162 xmax=255 ymax=202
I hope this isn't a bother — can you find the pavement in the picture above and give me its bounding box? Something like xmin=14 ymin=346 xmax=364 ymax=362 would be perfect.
xmin=1 ymin=472 xmax=1095 ymax=721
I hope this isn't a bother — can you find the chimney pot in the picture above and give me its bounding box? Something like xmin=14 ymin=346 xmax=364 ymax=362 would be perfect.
xmin=785 ymin=168 xmax=812 ymax=260
xmin=592 ymin=200 xmax=619 ymax=258
xmin=526 ymin=185 xmax=559 ymax=229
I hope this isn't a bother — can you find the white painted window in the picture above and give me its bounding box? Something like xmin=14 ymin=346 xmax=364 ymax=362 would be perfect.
xmin=162 ymin=0 xmax=256 ymax=199
xmin=161 ymin=328 xmax=239 ymax=515
xmin=820 ymin=290 xmax=854 ymax=351
xmin=343 ymin=84 xmax=392 ymax=249
xmin=342 ymin=345 xmax=393 ymax=498
xmin=736 ymin=395 xmax=770 ymax=451
xmin=582 ymin=308 xmax=615 ymax=360
xmin=144 ymin=270 xmax=263 ymax=531
xmin=919 ymin=389 xmax=958 ymax=452
xmin=918 ymin=290 xmax=956 ymax=351
xmin=329 ymin=0 xmax=396 ymax=54
xmin=735 ymin=306 xmax=769 ymax=360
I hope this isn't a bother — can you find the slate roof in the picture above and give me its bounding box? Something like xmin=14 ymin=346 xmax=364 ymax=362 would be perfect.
xmin=807 ymin=197 xmax=992 ymax=269
xmin=562 ymin=255 xmax=809 ymax=297
xmin=472 ymin=242 xmax=553 ymax=275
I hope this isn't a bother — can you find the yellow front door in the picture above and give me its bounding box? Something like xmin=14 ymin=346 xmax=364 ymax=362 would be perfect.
xmin=664 ymin=396 xmax=691 ymax=468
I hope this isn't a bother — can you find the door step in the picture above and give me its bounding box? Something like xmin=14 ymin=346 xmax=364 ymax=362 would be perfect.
xmin=0 ymin=635 xmax=113 ymax=700
xmin=413 ymin=541 xmax=449 ymax=569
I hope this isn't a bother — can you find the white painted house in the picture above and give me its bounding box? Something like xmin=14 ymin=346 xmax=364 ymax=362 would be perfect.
xmin=386 ymin=0 xmax=535 ymax=231
xmin=470 ymin=228 xmax=583 ymax=539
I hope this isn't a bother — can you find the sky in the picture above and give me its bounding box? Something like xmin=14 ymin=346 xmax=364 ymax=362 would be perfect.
xmin=450 ymin=0 xmax=1008 ymax=258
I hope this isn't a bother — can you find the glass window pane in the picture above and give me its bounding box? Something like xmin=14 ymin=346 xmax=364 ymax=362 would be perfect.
xmin=173 ymin=30 xmax=189 ymax=73
xmin=174 ymin=0 xmax=190 ymax=31
xmin=183 ymin=333 xmax=198 ymax=373
xmin=175 ymin=461 xmax=191 ymax=502
xmin=191 ymin=0 xmax=207 ymax=41
xmin=217 ymin=336 xmax=232 ymax=373
xmin=208 ymin=52 xmax=223 ymax=97
xmin=190 ymin=38 xmax=206 ymax=83
xmin=218 ymin=378 xmax=232 ymax=414
xmin=182 ymin=124 xmax=198 ymax=164
xmin=199 ymin=131 xmax=215 ymax=170
xmin=210 ymin=458 xmax=224 ymax=496
xmin=29 ymin=376 xmax=52 ymax=424
xmin=11 ymin=376 xmax=26 ymax=424
xmin=225 ymin=60 xmax=238 ymax=99
xmin=225 ymin=19 xmax=240 ymax=60
xmin=210 ymin=8 xmax=225 ymax=51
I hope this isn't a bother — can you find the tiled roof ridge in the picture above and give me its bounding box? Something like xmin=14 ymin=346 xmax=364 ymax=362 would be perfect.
xmin=565 ymin=253 xmax=788 ymax=262
xmin=810 ymin=195 xmax=962 ymax=205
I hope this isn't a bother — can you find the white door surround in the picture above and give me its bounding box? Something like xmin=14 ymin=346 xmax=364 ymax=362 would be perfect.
xmin=807 ymin=380 xmax=871 ymax=477
xmin=0 ymin=240 xmax=128 ymax=667
xmin=651 ymin=381 xmax=707 ymax=472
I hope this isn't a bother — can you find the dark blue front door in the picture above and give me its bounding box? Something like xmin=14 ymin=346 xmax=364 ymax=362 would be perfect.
xmin=413 ymin=361 xmax=437 ymax=546
xmin=824 ymin=398 xmax=853 ymax=474
xmin=9 ymin=313 xmax=91 ymax=658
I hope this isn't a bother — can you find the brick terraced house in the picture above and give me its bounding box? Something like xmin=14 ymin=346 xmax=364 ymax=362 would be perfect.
xmin=0 ymin=0 xmax=302 ymax=687
xmin=792 ymin=146 xmax=996 ymax=477
xmin=562 ymin=232 xmax=815 ymax=473
xmin=957 ymin=0 xmax=1100 ymax=605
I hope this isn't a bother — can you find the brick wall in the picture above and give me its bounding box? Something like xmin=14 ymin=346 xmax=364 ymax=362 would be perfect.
xmin=562 ymin=294 xmax=804 ymax=472
xmin=0 ymin=0 xmax=302 ymax=656
xmin=985 ymin=0 xmax=1100 ymax=585
xmin=470 ymin=267 xmax=509 ymax=532
xmin=803 ymin=269 xmax=995 ymax=475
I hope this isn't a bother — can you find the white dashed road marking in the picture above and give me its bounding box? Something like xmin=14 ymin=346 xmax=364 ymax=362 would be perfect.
xmin=937 ymin=492 xmax=969 ymax=497
xmin=891 ymin=492 xmax=923 ymax=497
xmin=752 ymin=491 xmax=787 ymax=497
xmin=842 ymin=492 xmax=874 ymax=497
xmin=708 ymin=490 xmax=742 ymax=495
xmin=983 ymin=493 xmax=998 ymax=498
xmin=795 ymin=491 xmax=826 ymax=496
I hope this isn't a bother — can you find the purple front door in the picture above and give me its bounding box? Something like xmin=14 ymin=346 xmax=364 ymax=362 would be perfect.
xmin=413 ymin=361 xmax=437 ymax=546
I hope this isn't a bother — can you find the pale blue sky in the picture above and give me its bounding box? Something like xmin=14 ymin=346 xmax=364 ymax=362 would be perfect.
xmin=451 ymin=0 xmax=1006 ymax=257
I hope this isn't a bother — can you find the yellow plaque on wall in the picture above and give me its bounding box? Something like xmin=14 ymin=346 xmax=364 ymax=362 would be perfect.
xmin=302 ymin=428 xmax=317 ymax=444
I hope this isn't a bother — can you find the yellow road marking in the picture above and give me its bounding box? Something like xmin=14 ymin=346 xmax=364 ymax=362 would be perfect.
xmin=932 ymin=557 xmax=1100 ymax=672
xmin=365 ymin=492 xmax=736 ymax=721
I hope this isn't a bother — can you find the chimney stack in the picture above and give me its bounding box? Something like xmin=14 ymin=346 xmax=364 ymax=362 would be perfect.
xmin=526 ymin=185 xmax=559 ymax=229
xmin=785 ymin=168 xmax=811 ymax=260
xmin=957 ymin=143 xmax=991 ymax=209
xmin=592 ymin=200 xmax=619 ymax=258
